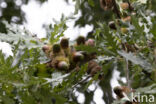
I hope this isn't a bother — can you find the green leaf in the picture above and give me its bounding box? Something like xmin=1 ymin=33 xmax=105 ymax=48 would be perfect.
xmin=49 ymin=18 xmax=67 ymax=44
xmin=118 ymin=51 xmax=152 ymax=72
xmin=88 ymin=0 xmax=95 ymax=7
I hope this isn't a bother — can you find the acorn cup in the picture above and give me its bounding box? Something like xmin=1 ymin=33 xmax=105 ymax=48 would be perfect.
xmin=60 ymin=37 xmax=69 ymax=49
xmin=60 ymin=37 xmax=71 ymax=57
xmin=50 ymin=43 xmax=65 ymax=59
xmin=76 ymin=36 xmax=85 ymax=46
xmin=52 ymin=43 xmax=61 ymax=54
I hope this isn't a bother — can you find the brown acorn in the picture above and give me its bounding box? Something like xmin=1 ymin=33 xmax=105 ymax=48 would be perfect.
xmin=122 ymin=16 xmax=131 ymax=22
xmin=42 ymin=45 xmax=52 ymax=57
xmin=100 ymin=0 xmax=113 ymax=10
xmin=90 ymin=66 xmax=101 ymax=76
xmin=121 ymin=86 xmax=131 ymax=94
xmin=87 ymin=60 xmax=101 ymax=76
xmin=87 ymin=60 xmax=98 ymax=74
xmin=72 ymin=52 xmax=84 ymax=63
xmin=85 ymin=39 xmax=95 ymax=46
xmin=114 ymin=86 xmax=132 ymax=99
xmin=113 ymin=86 xmax=124 ymax=98
xmin=109 ymin=21 xmax=116 ymax=30
xmin=120 ymin=3 xmax=129 ymax=10
xmin=76 ymin=36 xmax=85 ymax=45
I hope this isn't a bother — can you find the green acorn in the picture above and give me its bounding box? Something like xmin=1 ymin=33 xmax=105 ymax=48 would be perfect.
xmin=76 ymin=36 xmax=85 ymax=45
xmin=51 ymin=56 xmax=70 ymax=70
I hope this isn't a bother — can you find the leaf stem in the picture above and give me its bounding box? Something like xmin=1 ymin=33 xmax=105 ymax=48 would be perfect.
xmin=125 ymin=59 xmax=131 ymax=89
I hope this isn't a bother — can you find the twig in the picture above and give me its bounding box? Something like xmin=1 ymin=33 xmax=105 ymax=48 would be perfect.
xmin=113 ymin=0 xmax=121 ymax=18
xmin=72 ymin=75 xmax=91 ymax=89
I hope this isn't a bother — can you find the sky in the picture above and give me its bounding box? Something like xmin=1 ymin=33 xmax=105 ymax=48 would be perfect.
xmin=21 ymin=0 xmax=93 ymax=40
xmin=0 ymin=0 xmax=126 ymax=103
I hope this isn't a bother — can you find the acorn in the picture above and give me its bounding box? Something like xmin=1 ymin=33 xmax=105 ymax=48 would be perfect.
xmin=87 ymin=60 xmax=101 ymax=76
xmin=121 ymin=27 xmax=128 ymax=34
xmin=51 ymin=56 xmax=70 ymax=70
xmin=90 ymin=66 xmax=101 ymax=76
xmin=60 ymin=37 xmax=69 ymax=49
xmin=76 ymin=36 xmax=85 ymax=45
xmin=42 ymin=45 xmax=52 ymax=57
xmin=42 ymin=45 xmax=50 ymax=52
xmin=113 ymin=86 xmax=124 ymax=98
xmin=52 ymin=44 xmax=61 ymax=54
xmin=87 ymin=60 xmax=98 ymax=74
xmin=121 ymin=86 xmax=131 ymax=94
xmin=114 ymin=86 xmax=132 ymax=99
xmin=85 ymin=39 xmax=95 ymax=46
xmin=60 ymin=37 xmax=71 ymax=57
xmin=109 ymin=21 xmax=116 ymax=30
xmin=120 ymin=3 xmax=129 ymax=10
xmin=122 ymin=16 xmax=131 ymax=22
xmin=72 ymin=52 xmax=84 ymax=63
xmin=100 ymin=0 xmax=113 ymax=10
xmin=50 ymin=44 xmax=65 ymax=59
xmin=58 ymin=61 xmax=69 ymax=70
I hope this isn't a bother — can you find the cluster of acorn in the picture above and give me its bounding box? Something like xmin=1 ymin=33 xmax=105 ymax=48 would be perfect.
xmin=108 ymin=2 xmax=133 ymax=33
xmin=99 ymin=0 xmax=138 ymax=53
xmin=113 ymin=86 xmax=139 ymax=104
xmin=102 ymin=0 xmax=138 ymax=53
xmin=42 ymin=36 xmax=101 ymax=76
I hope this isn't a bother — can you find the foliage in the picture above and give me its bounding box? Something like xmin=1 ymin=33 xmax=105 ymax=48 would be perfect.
xmin=0 ymin=0 xmax=156 ymax=104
